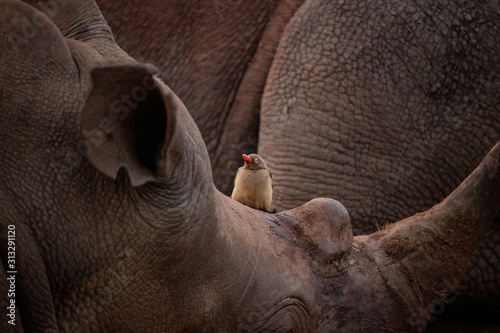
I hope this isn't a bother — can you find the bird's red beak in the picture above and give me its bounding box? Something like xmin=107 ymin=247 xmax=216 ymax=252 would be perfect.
xmin=242 ymin=154 xmax=252 ymax=163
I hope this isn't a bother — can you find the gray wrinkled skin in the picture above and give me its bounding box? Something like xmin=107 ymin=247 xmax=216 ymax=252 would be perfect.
xmin=260 ymin=0 xmax=500 ymax=305
xmin=1 ymin=0 xmax=499 ymax=332
xmin=98 ymin=0 xmax=500 ymax=309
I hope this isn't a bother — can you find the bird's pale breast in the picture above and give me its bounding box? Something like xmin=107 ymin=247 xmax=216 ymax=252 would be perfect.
xmin=231 ymin=168 xmax=272 ymax=210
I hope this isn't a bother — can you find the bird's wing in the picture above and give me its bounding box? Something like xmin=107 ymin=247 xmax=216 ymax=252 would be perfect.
xmin=267 ymin=168 xmax=273 ymax=188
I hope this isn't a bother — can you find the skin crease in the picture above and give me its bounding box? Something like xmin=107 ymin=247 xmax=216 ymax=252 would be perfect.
xmin=0 ymin=0 xmax=499 ymax=332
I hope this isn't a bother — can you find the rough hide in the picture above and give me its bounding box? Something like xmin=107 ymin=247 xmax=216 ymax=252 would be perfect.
xmin=0 ymin=0 xmax=498 ymax=331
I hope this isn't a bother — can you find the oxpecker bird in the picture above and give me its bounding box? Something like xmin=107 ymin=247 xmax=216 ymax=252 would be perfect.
xmin=231 ymin=153 xmax=273 ymax=211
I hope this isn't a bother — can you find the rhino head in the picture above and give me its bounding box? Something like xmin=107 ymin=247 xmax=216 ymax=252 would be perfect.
xmin=0 ymin=0 xmax=498 ymax=332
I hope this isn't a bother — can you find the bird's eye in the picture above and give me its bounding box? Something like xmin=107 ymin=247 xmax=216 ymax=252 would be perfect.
xmin=254 ymin=158 xmax=259 ymax=163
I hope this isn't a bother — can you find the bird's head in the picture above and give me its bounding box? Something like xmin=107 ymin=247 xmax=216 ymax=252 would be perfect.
xmin=242 ymin=153 xmax=267 ymax=170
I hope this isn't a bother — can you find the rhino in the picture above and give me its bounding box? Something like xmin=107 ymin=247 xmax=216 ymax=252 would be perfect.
xmin=0 ymin=0 xmax=498 ymax=331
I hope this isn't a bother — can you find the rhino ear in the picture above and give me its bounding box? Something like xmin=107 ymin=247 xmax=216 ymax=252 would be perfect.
xmin=80 ymin=63 xmax=173 ymax=186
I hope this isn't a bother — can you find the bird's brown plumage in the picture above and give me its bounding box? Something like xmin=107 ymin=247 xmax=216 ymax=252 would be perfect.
xmin=231 ymin=154 xmax=272 ymax=211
